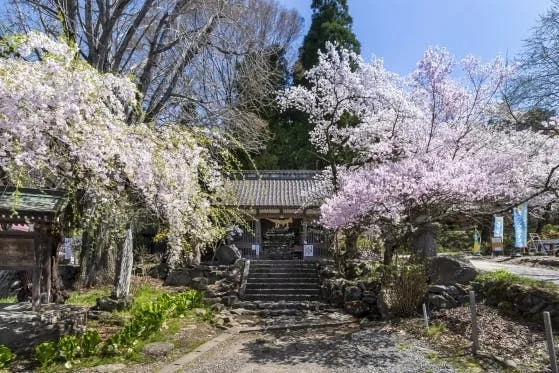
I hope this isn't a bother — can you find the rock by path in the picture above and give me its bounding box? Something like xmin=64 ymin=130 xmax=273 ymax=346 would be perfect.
xmin=176 ymin=324 xmax=456 ymax=373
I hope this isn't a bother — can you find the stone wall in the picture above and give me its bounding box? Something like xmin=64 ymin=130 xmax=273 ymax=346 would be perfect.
xmin=476 ymin=279 xmax=559 ymax=328
xmin=317 ymin=261 xmax=382 ymax=318
xmin=318 ymin=258 xmax=476 ymax=318
xmin=0 ymin=303 xmax=88 ymax=355
xmin=165 ymin=260 xmax=244 ymax=305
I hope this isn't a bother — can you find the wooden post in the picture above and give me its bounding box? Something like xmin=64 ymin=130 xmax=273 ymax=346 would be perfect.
xmin=32 ymin=226 xmax=42 ymax=311
xmin=422 ymin=303 xmax=429 ymax=328
xmin=45 ymin=253 xmax=51 ymax=304
xmin=544 ymin=311 xmax=558 ymax=373
xmin=254 ymin=219 xmax=262 ymax=257
xmin=470 ymin=291 xmax=479 ymax=355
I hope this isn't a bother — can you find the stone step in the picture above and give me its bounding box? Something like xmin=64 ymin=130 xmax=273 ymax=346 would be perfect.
xmin=249 ymin=269 xmax=317 ymax=275
xmin=250 ymin=260 xmax=316 ymax=267
xmin=246 ymin=287 xmax=320 ymax=294
xmin=251 ymin=260 xmax=317 ymax=264
xmin=247 ymin=275 xmax=318 ymax=282
xmin=245 ymin=282 xmax=320 ymax=290
xmin=242 ymin=294 xmax=322 ymax=302
xmin=233 ymin=300 xmax=331 ymax=310
xmin=250 ymin=263 xmax=316 ymax=268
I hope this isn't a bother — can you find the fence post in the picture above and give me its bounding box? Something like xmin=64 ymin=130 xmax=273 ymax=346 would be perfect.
xmin=544 ymin=311 xmax=558 ymax=373
xmin=422 ymin=303 xmax=429 ymax=328
xmin=469 ymin=291 xmax=479 ymax=355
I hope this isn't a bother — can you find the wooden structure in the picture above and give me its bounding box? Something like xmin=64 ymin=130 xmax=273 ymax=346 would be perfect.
xmin=227 ymin=171 xmax=329 ymax=260
xmin=0 ymin=187 xmax=67 ymax=310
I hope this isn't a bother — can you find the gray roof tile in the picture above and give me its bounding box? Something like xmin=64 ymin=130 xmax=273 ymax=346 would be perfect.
xmin=228 ymin=171 xmax=321 ymax=208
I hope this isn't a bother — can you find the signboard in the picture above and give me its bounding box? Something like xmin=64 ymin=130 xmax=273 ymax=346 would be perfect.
xmin=251 ymin=244 xmax=260 ymax=257
xmin=513 ymin=203 xmax=528 ymax=248
xmin=491 ymin=237 xmax=503 ymax=254
xmin=0 ymin=237 xmax=35 ymax=268
xmin=303 ymin=244 xmax=314 ymax=257
xmin=493 ymin=216 xmax=504 ymax=239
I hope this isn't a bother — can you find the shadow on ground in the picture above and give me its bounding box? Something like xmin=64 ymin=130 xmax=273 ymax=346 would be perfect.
xmin=239 ymin=326 xmax=403 ymax=370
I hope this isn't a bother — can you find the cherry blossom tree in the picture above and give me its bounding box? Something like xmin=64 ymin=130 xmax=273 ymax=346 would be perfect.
xmin=281 ymin=43 xmax=559 ymax=263
xmin=0 ymin=33 xmax=236 ymax=291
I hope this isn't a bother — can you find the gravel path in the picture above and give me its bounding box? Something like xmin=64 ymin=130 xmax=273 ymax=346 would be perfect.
xmin=179 ymin=324 xmax=456 ymax=373
xmin=470 ymin=258 xmax=559 ymax=284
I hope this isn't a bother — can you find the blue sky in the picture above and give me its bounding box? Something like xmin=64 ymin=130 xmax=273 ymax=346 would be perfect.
xmin=278 ymin=0 xmax=552 ymax=75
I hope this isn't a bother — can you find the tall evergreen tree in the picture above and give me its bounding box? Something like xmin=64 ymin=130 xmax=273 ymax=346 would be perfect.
xmin=295 ymin=0 xmax=361 ymax=84
xmin=249 ymin=0 xmax=361 ymax=170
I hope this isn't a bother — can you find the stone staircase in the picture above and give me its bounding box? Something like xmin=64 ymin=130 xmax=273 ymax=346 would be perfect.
xmin=242 ymin=260 xmax=321 ymax=302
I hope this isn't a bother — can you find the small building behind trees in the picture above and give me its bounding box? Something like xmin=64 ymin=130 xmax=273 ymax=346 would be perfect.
xmin=0 ymin=187 xmax=68 ymax=309
xmin=227 ymin=170 xmax=330 ymax=260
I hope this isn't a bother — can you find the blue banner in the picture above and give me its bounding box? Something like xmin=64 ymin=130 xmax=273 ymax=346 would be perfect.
xmin=513 ymin=203 xmax=528 ymax=248
xmin=493 ymin=216 xmax=504 ymax=238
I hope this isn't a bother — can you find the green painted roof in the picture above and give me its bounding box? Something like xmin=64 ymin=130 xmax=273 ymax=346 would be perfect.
xmin=0 ymin=187 xmax=67 ymax=217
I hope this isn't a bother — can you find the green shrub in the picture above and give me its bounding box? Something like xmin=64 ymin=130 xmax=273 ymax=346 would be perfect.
xmin=37 ymin=289 xmax=207 ymax=366
xmin=381 ymin=261 xmax=429 ymax=317
xmin=57 ymin=335 xmax=80 ymax=362
xmin=80 ymin=330 xmax=101 ymax=357
xmin=103 ymin=289 xmax=206 ymax=356
xmin=0 ymin=345 xmax=15 ymax=368
xmin=35 ymin=341 xmax=57 ymax=367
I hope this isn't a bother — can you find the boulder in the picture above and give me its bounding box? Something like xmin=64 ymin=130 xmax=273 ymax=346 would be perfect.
xmin=215 ymin=244 xmax=242 ymax=265
xmin=164 ymin=268 xmax=191 ymax=286
xmin=344 ymin=300 xmax=369 ymax=317
xmin=429 ymin=284 xmax=447 ymax=294
xmin=95 ymin=296 xmax=134 ymax=312
xmin=361 ymin=291 xmax=378 ymax=305
xmin=344 ymin=286 xmax=363 ymax=302
xmin=221 ymin=295 xmax=239 ymax=307
xmin=428 ymin=256 xmax=477 ymax=285
xmin=330 ymin=287 xmax=344 ymax=305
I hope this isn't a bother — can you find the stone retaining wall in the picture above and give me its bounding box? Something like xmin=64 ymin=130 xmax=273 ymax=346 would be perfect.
xmin=0 ymin=303 xmax=88 ymax=355
xmin=165 ymin=260 xmax=244 ymax=305
xmin=476 ymin=280 xmax=559 ymax=328
xmin=317 ymin=261 xmax=382 ymax=318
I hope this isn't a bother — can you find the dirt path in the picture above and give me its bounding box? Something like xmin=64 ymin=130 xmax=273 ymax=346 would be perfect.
xmin=176 ymin=324 xmax=456 ymax=373
xmin=470 ymin=257 xmax=559 ymax=284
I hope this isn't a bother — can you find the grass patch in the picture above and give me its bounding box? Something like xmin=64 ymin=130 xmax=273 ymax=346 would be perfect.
xmin=425 ymin=322 xmax=447 ymax=340
xmin=27 ymin=286 xmax=215 ymax=372
xmin=0 ymin=296 xmax=16 ymax=304
xmin=66 ymin=287 xmax=111 ymax=307
xmin=476 ymin=269 xmax=558 ymax=290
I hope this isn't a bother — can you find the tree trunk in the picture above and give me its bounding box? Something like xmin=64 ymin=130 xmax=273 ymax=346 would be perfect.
xmin=112 ymin=227 xmax=133 ymax=299
xmin=344 ymin=228 xmax=360 ymax=260
xmin=383 ymin=241 xmax=396 ymax=265
xmin=39 ymin=231 xmax=64 ymax=303
xmin=411 ymin=223 xmax=439 ymax=259
xmin=183 ymin=241 xmax=202 ymax=266
xmin=79 ymin=222 xmax=116 ymax=287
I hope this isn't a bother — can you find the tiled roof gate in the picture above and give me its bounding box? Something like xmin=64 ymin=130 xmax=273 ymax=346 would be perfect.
xmin=226 ymin=171 xmax=329 ymax=259
xmin=228 ymin=170 xmax=322 ymax=216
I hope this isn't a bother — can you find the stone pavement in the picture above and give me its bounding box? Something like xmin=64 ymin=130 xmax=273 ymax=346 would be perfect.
xmin=159 ymin=307 xmax=456 ymax=373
